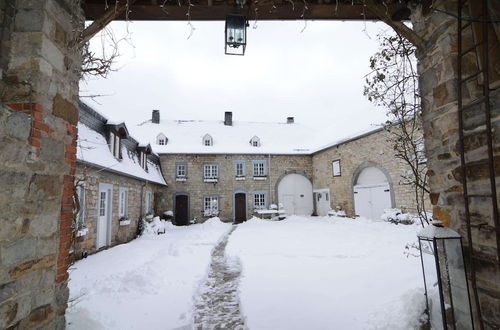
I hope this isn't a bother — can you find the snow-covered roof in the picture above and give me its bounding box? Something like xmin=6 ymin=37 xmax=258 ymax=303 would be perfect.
xmin=417 ymin=222 xmax=461 ymax=239
xmin=131 ymin=119 xmax=319 ymax=155
xmin=77 ymin=123 xmax=167 ymax=185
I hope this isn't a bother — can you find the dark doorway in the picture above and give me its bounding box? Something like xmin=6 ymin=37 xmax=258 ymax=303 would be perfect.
xmin=174 ymin=195 xmax=189 ymax=226
xmin=234 ymin=193 xmax=246 ymax=223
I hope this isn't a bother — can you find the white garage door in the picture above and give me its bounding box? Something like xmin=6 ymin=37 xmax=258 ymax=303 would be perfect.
xmin=353 ymin=167 xmax=392 ymax=220
xmin=278 ymin=174 xmax=313 ymax=215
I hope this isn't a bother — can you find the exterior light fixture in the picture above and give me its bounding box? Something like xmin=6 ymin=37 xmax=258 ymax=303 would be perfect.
xmin=225 ymin=14 xmax=247 ymax=56
xmin=417 ymin=221 xmax=474 ymax=330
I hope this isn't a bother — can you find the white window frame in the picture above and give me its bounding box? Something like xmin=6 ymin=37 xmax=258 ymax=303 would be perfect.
xmin=253 ymin=160 xmax=267 ymax=177
xmin=176 ymin=163 xmax=187 ymax=178
xmin=119 ymin=187 xmax=129 ymax=218
xmin=140 ymin=151 xmax=147 ymax=170
xmin=76 ymin=185 xmax=85 ymax=229
xmin=203 ymin=196 xmax=219 ymax=217
xmin=203 ymin=164 xmax=218 ymax=179
xmin=253 ymin=192 xmax=267 ymax=209
xmin=145 ymin=190 xmax=153 ymax=215
xmin=235 ymin=161 xmax=245 ymax=177
xmin=203 ymin=134 xmax=213 ymax=146
xmin=250 ymin=136 xmax=261 ymax=147
xmin=109 ymin=131 xmax=121 ymax=159
xmin=332 ymin=159 xmax=341 ymax=177
xmin=157 ymin=133 xmax=167 ymax=145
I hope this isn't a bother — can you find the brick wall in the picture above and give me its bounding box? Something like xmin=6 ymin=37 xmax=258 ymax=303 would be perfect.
xmin=312 ymin=128 xmax=429 ymax=217
xmin=160 ymin=154 xmax=313 ymax=221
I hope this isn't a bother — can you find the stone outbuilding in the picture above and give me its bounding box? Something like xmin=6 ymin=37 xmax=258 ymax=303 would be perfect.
xmin=74 ymin=102 xmax=167 ymax=259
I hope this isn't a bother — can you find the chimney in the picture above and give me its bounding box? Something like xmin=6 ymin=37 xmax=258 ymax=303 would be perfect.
xmin=287 ymin=117 xmax=294 ymax=124
xmin=152 ymin=110 xmax=160 ymax=124
xmin=224 ymin=111 xmax=233 ymax=126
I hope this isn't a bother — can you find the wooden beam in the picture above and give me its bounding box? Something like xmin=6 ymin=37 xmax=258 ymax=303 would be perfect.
xmin=79 ymin=0 xmax=140 ymax=45
xmin=82 ymin=0 xmax=409 ymax=21
xmin=363 ymin=0 xmax=425 ymax=50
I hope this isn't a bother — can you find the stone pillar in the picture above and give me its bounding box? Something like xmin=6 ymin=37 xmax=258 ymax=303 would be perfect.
xmin=411 ymin=0 xmax=500 ymax=327
xmin=0 ymin=0 xmax=83 ymax=328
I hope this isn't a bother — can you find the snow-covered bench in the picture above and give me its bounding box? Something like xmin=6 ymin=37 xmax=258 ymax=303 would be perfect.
xmin=255 ymin=209 xmax=286 ymax=221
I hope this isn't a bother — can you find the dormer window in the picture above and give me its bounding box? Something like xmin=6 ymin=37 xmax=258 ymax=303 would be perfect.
xmin=203 ymin=134 xmax=213 ymax=146
xmin=109 ymin=131 xmax=121 ymax=159
xmin=250 ymin=136 xmax=261 ymax=147
xmin=157 ymin=133 xmax=168 ymax=145
xmin=140 ymin=151 xmax=147 ymax=170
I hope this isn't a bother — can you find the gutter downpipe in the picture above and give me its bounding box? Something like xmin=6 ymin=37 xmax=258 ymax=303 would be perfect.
xmin=268 ymin=154 xmax=272 ymax=205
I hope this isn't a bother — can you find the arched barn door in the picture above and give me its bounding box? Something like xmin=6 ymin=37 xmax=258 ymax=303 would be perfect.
xmin=277 ymin=174 xmax=313 ymax=216
xmin=353 ymin=167 xmax=392 ymax=220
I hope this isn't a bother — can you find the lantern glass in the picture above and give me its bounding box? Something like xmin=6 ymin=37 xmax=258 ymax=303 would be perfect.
xmin=225 ymin=14 xmax=247 ymax=55
xmin=418 ymin=222 xmax=474 ymax=330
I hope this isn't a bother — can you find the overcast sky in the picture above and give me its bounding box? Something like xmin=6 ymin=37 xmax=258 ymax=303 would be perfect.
xmin=80 ymin=20 xmax=390 ymax=142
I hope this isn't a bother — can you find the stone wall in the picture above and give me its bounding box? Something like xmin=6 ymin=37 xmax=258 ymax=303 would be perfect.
xmin=74 ymin=163 xmax=167 ymax=259
xmin=312 ymin=128 xmax=428 ymax=217
xmin=411 ymin=0 xmax=500 ymax=327
xmin=160 ymin=154 xmax=313 ymax=222
xmin=0 ymin=0 xmax=83 ymax=328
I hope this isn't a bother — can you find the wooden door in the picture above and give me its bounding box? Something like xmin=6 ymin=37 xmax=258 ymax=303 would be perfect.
xmin=234 ymin=193 xmax=246 ymax=223
xmin=175 ymin=195 xmax=189 ymax=226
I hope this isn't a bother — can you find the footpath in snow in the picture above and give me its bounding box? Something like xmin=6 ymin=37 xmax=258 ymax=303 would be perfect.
xmin=66 ymin=218 xmax=232 ymax=330
xmin=225 ymin=216 xmax=426 ymax=330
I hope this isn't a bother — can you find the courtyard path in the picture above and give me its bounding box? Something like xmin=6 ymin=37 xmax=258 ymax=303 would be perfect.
xmin=193 ymin=226 xmax=246 ymax=330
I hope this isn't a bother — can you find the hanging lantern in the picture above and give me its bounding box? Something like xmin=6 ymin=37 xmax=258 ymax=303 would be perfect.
xmin=417 ymin=221 xmax=475 ymax=330
xmin=225 ymin=14 xmax=247 ymax=56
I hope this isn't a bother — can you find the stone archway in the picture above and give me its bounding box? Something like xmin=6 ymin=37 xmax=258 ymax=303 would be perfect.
xmin=277 ymin=173 xmax=314 ymax=216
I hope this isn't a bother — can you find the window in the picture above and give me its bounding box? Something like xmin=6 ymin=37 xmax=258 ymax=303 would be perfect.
xmin=157 ymin=133 xmax=167 ymax=145
xmin=250 ymin=136 xmax=261 ymax=147
xmin=253 ymin=160 xmax=267 ymax=177
xmin=99 ymin=191 xmax=106 ymax=216
xmin=109 ymin=131 xmax=121 ymax=159
xmin=332 ymin=160 xmax=341 ymax=177
xmin=144 ymin=191 xmax=153 ymax=214
xmin=140 ymin=152 xmax=147 ymax=170
xmin=234 ymin=160 xmax=245 ymax=177
xmin=176 ymin=163 xmax=187 ymax=178
xmin=119 ymin=188 xmax=129 ymax=218
xmin=203 ymin=196 xmax=219 ymax=216
xmin=253 ymin=192 xmax=266 ymax=209
xmin=204 ymin=164 xmax=218 ymax=179
xmin=75 ymin=185 xmax=85 ymax=228
xmin=203 ymin=134 xmax=213 ymax=146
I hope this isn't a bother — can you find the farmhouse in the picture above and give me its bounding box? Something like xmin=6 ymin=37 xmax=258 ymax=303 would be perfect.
xmin=74 ymin=102 xmax=167 ymax=257
xmin=130 ymin=109 xmax=426 ymax=224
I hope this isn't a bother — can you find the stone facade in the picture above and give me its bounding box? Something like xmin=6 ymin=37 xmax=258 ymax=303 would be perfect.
xmin=411 ymin=1 xmax=500 ymax=327
xmin=74 ymin=164 xmax=166 ymax=259
xmin=312 ymin=128 xmax=428 ymax=217
xmin=160 ymin=154 xmax=313 ymax=222
xmin=0 ymin=0 xmax=83 ymax=328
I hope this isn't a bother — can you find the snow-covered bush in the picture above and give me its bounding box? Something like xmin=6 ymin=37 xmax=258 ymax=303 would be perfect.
xmin=328 ymin=209 xmax=346 ymax=217
xmin=381 ymin=209 xmax=432 ymax=225
xmin=142 ymin=216 xmax=167 ymax=235
xmin=269 ymin=204 xmax=278 ymax=210
xmin=163 ymin=210 xmax=174 ymax=221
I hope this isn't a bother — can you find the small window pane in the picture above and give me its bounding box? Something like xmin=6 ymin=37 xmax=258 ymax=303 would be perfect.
xmin=332 ymin=160 xmax=341 ymax=177
xmin=99 ymin=192 xmax=106 ymax=216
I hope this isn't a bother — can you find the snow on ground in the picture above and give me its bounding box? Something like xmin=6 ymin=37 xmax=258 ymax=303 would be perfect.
xmin=225 ymin=216 xmax=426 ymax=330
xmin=66 ymin=218 xmax=231 ymax=330
xmin=66 ymin=216 xmax=426 ymax=330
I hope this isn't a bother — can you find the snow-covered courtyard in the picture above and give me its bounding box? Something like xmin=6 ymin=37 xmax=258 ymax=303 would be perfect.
xmin=66 ymin=216 xmax=426 ymax=330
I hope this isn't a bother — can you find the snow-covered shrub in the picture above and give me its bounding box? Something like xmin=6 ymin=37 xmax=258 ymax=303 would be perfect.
xmin=269 ymin=204 xmax=278 ymax=210
xmin=142 ymin=216 xmax=167 ymax=235
xmin=381 ymin=209 xmax=429 ymax=225
xmin=163 ymin=210 xmax=174 ymax=221
xmin=328 ymin=209 xmax=346 ymax=217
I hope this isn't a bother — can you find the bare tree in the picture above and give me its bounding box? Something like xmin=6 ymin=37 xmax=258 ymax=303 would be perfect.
xmin=364 ymin=31 xmax=430 ymax=227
